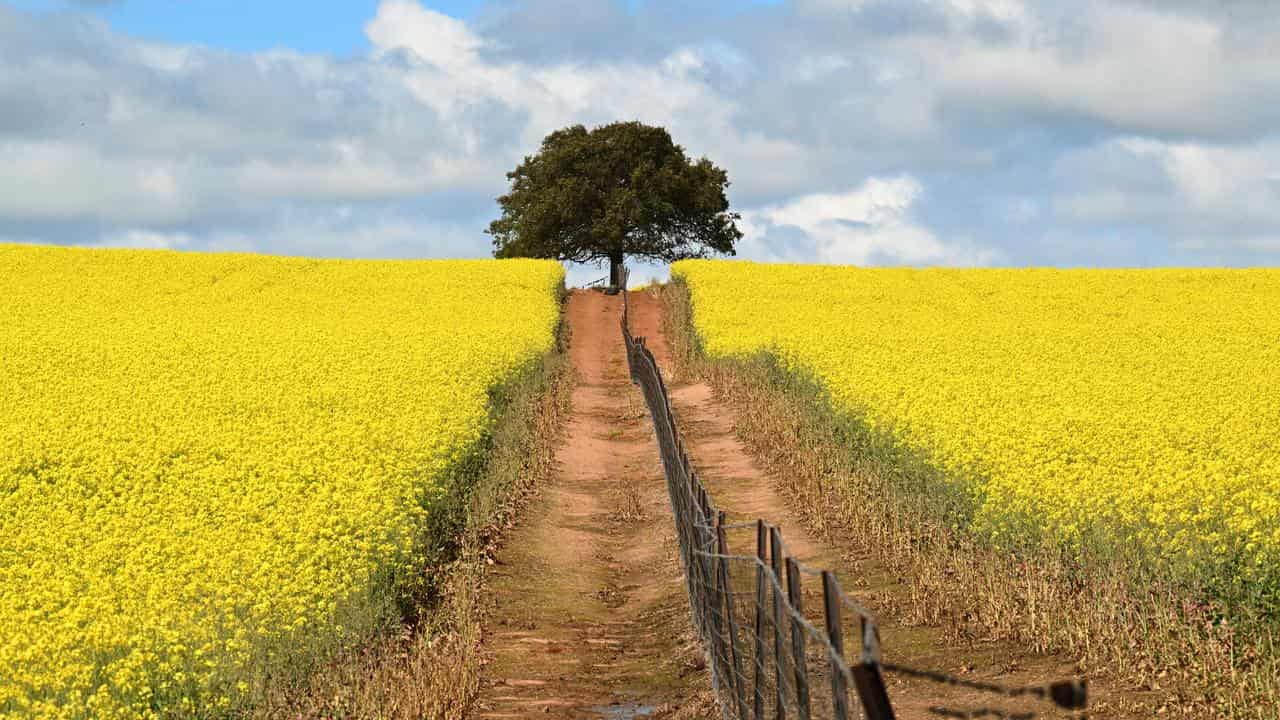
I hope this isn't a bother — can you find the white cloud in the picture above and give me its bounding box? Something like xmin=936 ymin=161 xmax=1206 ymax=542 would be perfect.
xmin=1054 ymin=135 xmax=1280 ymax=242
xmin=366 ymin=0 xmax=482 ymax=70
xmin=363 ymin=2 xmax=760 ymax=163
xmin=85 ymin=209 xmax=492 ymax=259
xmin=0 ymin=2 xmax=798 ymax=229
xmin=739 ymin=176 xmax=1002 ymax=266
xmin=95 ymin=230 xmax=194 ymax=250
xmin=0 ymin=141 xmax=199 ymax=223
xmin=4 ymin=0 xmax=1280 ymax=265
xmin=926 ymin=1 xmax=1280 ymax=139
xmin=1161 ymin=144 xmax=1277 ymax=216
xmin=802 ymin=0 xmax=1029 ymax=24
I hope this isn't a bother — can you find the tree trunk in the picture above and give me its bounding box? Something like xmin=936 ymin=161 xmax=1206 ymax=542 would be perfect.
xmin=607 ymin=254 xmax=625 ymax=294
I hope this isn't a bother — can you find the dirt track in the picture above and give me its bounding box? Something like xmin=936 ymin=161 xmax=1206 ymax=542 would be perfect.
xmin=475 ymin=290 xmax=711 ymax=719
xmin=475 ymin=289 xmax=1133 ymax=719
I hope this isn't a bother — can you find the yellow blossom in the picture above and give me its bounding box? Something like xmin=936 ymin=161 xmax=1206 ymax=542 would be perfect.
xmin=674 ymin=260 xmax=1280 ymax=595
xmin=0 ymin=244 xmax=562 ymax=717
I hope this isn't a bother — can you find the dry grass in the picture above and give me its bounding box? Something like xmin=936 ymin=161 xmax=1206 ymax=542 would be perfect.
xmin=252 ymin=298 xmax=574 ymax=720
xmin=612 ymin=483 xmax=648 ymax=523
xmin=658 ymin=280 xmax=1280 ymax=720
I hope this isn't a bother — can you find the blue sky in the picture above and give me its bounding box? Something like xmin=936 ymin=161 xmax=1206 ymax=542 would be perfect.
xmin=2 ymin=0 xmax=1279 ymax=284
xmin=6 ymin=0 xmax=779 ymax=53
xmin=9 ymin=0 xmax=485 ymax=53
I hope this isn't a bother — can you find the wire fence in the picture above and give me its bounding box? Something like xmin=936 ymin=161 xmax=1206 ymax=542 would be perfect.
xmin=619 ymin=277 xmax=1089 ymax=720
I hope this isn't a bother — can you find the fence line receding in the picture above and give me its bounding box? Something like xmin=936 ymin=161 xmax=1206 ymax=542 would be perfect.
xmin=619 ymin=274 xmax=1088 ymax=720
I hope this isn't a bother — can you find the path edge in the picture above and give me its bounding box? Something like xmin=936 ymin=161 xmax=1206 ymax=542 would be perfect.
xmin=259 ymin=288 xmax=575 ymax=719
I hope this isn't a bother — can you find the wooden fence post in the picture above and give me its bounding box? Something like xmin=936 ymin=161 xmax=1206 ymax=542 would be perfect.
xmin=717 ymin=512 xmax=749 ymax=720
xmin=851 ymin=618 xmax=896 ymax=720
xmin=786 ymin=557 xmax=811 ymax=720
xmin=752 ymin=520 xmax=767 ymax=720
xmin=822 ymin=571 xmax=849 ymax=720
xmin=770 ymin=526 xmax=788 ymax=719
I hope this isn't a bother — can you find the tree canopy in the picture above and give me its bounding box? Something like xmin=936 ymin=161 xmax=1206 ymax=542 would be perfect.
xmin=487 ymin=121 xmax=741 ymax=268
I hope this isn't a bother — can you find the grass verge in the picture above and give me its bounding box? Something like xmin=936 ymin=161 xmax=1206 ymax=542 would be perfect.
xmin=659 ymin=279 xmax=1278 ymax=720
xmin=252 ymin=294 xmax=573 ymax=720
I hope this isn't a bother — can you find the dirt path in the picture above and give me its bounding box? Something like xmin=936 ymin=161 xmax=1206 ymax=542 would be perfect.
xmin=478 ymin=289 xmax=1129 ymax=719
xmin=475 ymin=290 xmax=712 ymax=719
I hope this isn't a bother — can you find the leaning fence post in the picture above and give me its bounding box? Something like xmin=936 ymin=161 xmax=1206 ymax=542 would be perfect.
xmin=678 ymin=469 xmax=699 ymax=632
xmin=717 ymin=512 xmax=749 ymax=720
xmin=769 ymin=526 xmax=788 ymax=719
xmin=695 ymin=486 xmax=716 ymax=642
xmin=852 ymin=618 xmax=896 ymax=720
xmin=786 ymin=557 xmax=811 ymax=720
xmin=699 ymin=488 xmax=717 ymax=611
xmin=822 ymin=571 xmax=850 ymax=720
xmin=701 ymin=524 xmax=729 ymax=709
xmin=752 ymin=520 xmax=767 ymax=720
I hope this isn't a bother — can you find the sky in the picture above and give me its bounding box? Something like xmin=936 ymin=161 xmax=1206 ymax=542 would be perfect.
xmin=2 ymin=0 xmax=1279 ymax=286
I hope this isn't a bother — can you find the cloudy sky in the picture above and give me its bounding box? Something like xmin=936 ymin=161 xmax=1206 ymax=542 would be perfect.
xmin=3 ymin=0 xmax=1279 ymax=284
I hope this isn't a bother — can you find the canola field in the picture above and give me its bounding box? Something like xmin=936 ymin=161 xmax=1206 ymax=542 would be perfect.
xmin=673 ymin=261 xmax=1280 ymax=596
xmin=0 ymin=245 xmax=563 ymax=718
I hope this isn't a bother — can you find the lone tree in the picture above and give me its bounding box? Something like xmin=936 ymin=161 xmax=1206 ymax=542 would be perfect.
xmin=488 ymin=121 xmax=741 ymax=289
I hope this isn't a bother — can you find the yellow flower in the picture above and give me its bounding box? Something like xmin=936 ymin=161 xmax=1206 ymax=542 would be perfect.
xmin=675 ymin=260 xmax=1280 ymax=594
xmin=0 ymin=244 xmax=562 ymax=717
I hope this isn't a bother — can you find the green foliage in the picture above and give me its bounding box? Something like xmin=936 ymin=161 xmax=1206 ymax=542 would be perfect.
xmin=488 ymin=121 xmax=742 ymax=265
